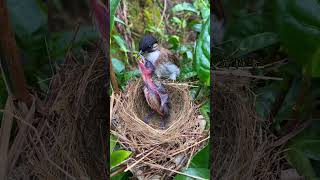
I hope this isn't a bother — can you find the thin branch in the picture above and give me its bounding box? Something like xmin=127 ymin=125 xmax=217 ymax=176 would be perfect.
xmin=213 ymin=70 xmax=283 ymax=81
xmin=0 ymin=96 xmax=14 ymax=180
xmin=157 ymin=0 xmax=167 ymax=29
xmin=124 ymin=148 xmax=156 ymax=172
xmin=0 ymin=109 xmax=76 ymax=180
xmin=171 ymin=136 xmax=210 ymax=156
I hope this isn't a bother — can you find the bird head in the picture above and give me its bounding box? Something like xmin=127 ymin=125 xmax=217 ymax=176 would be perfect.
xmin=139 ymin=35 xmax=159 ymax=54
xmin=137 ymin=56 xmax=155 ymax=79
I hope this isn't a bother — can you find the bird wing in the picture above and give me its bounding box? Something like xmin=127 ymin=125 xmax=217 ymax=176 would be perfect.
xmin=156 ymin=47 xmax=180 ymax=67
xmin=153 ymin=81 xmax=169 ymax=116
xmin=154 ymin=80 xmax=167 ymax=94
xmin=159 ymin=93 xmax=169 ymax=117
xmin=143 ymin=86 xmax=163 ymax=116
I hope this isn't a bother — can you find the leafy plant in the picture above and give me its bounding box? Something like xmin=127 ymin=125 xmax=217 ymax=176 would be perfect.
xmin=216 ymin=0 xmax=320 ymax=178
xmin=273 ymin=0 xmax=320 ymax=77
xmin=110 ymin=0 xmax=121 ymax=32
xmin=174 ymin=144 xmax=210 ymax=180
xmin=194 ymin=16 xmax=210 ymax=86
xmin=110 ymin=135 xmax=132 ymax=169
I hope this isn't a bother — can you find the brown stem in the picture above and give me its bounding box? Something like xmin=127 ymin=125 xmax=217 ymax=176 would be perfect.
xmin=0 ymin=0 xmax=32 ymax=107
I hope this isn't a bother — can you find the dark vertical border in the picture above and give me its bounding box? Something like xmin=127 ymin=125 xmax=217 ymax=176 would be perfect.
xmin=210 ymin=0 xmax=214 ymax=179
xmin=104 ymin=0 xmax=111 ymax=178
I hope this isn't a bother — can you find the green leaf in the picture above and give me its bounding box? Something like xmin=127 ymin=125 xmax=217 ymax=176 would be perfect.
xmin=114 ymin=17 xmax=125 ymax=25
xmin=189 ymin=145 xmax=209 ymax=169
xmin=168 ymin=35 xmax=180 ymax=49
xmin=49 ymin=26 xmax=98 ymax=60
xmin=311 ymin=48 xmax=320 ymax=77
xmin=186 ymin=51 xmax=193 ymax=60
xmin=113 ymin=35 xmax=129 ymax=52
xmin=274 ymin=77 xmax=302 ymax=124
xmin=174 ymin=168 xmax=209 ymax=180
xmin=110 ymin=134 xmax=117 ymax=154
xmin=172 ymin=2 xmax=198 ymax=13
xmin=237 ymin=32 xmax=279 ymax=57
xmin=112 ymin=58 xmax=125 ymax=74
xmin=111 ymin=171 xmax=132 ymax=180
xmin=273 ymin=0 xmax=320 ymax=77
xmin=171 ymin=17 xmax=182 ymax=25
xmin=194 ymin=17 xmax=210 ymax=86
xmin=286 ymin=148 xmax=317 ymax=178
xmin=255 ymin=81 xmax=283 ymax=120
xmin=193 ymin=0 xmax=210 ymax=20
xmin=199 ymin=102 xmax=210 ymax=126
xmin=7 ymin=0 xmax=47 ymax=36
xmin=286 ymin=121 xmax=320 ymax=178
xmin=192 ymin=24 xmax=202 ymax=32
xmin=124 ymin=69 xmax=140 ymax=82
xmin=295 ymin=140 xmax=320 ymax=161
xmin=110 ymin=150 xmax=132 ymax=168
xmin=110 ymin=0 xmax=120 ymax=32
xmin=180 ymin=67 xmax=197 ymax=80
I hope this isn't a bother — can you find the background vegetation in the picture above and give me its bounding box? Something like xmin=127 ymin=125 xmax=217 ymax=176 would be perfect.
xmin=0 ymin=0 xmax=210 ymax=179
xmin=0 ymin=0 xmax=100 ymax=110
xmin=214 ymin=0 xmax=320 ymax=178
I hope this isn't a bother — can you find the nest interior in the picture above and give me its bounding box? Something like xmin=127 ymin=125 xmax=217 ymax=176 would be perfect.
xmin=111 ymin=79 xmax=209 ymax=179
xmin=133 ymin=82 xmax=185 ymax=129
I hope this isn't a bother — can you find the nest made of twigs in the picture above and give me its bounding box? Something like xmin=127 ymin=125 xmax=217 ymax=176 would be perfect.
xmin=3 ymin=50 xmax=108 ymax=180
xmin=111 ymin=79 xmax=209 ymax=179
xmin=211 ymin=73 xmax=283 ymax=180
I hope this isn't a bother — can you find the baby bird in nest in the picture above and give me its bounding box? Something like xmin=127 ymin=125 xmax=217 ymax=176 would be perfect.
xmin=138 ymin=35 xmax=180 ymax=81
xmin=137 ymin=55 xmax=170 ymax=129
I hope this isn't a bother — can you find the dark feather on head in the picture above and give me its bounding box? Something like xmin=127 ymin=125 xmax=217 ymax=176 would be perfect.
xmin=139 ymin=35 xmax=158 ymax=53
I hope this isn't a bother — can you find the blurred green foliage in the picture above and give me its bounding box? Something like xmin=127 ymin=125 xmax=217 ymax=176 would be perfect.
xmin=0 ymin=0 xmax=99 ymax=107
xmin=215 ymin=0 xmax=320 ymax=178
xmin=273 ymin=0 xmax=320 ymax=77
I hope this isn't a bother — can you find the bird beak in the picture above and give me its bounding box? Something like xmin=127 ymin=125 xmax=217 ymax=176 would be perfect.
xmin=138 ymin=50 xmax=145 ymax=64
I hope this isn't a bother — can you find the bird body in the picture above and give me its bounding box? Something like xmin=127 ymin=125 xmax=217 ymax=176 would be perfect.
xmin=142 ymin=81 xmax=169 ymax=117
xmin=139 ymin=35 xmax=180 ymax=81
xmin=138 ymin=57 xmax=169 ymax=128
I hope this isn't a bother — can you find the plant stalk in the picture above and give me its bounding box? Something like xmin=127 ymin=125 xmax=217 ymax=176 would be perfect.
xmin=0 ymin=0 xmax=32 ymax=107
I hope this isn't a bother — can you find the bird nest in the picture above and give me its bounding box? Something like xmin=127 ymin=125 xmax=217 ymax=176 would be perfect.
xmin=2 ymin=50 xmax=108 ymax=179
xmin=111 ymin=79 xmax=209 ymax=179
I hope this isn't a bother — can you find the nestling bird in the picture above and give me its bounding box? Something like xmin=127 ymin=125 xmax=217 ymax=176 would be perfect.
xmin=138 ymin=35 xmax=180 ymax=81
xmin=137 ymin=56 xmax=170 ymax=129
